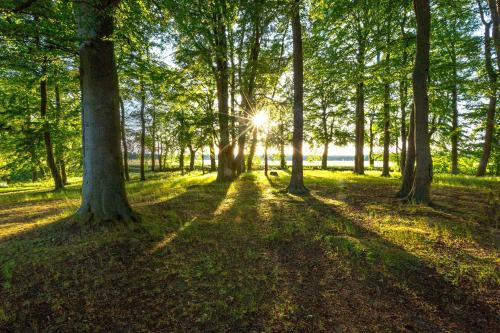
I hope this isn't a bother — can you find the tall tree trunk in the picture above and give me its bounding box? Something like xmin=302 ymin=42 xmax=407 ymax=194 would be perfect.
xmin=488 ymin=0 xmax=500 ymax=71
xmin=151 ymin=115 xmax=156 ymax=172
xmin=287 ymin=0 xmax=307 ymax=194
xmin=188 ymin=144 xmax=195 ymax=171
xmin=74 ymin=0 xmax=136 ymax=223
xmin=399 ymin=80 xmax=408 ymax=173
xmin=354 ymin=38 xmax=366 ymax=175
xmin=369 ymin=110 xmax=375 ymax=168
xmin=158 ymin=140 xmax=162 ymax=171
xmin=179 ymin=147 xmax=185 ymax=175
xmin=451 ymin=83 xmax=459 ymax=174
xmin=410 ymin=0 xmax=432 ymax=204
xmin=321 ymin=106 xmax=329 ymax=170
xmin=280 ymin=137 xmax=287 ymax=169
xmin=321 ymin=142 xmax=329 ymax=170
xmin=399 ymin=10 xmax=409 ymax=174
xmin=119 ymin=96 xmax=129 ymax=181
xmin=54 ymin=83 xmax=67 ymax=185
xmin=210 ymin=140 xmax=217 ymax=171
xmin=382 ymin=54 xmax=391 ymax=177
xmin=139 ymin=80 xmax=146 ymax=181
xmin=477 ymin=1 xmax=498 ymax=176
xmin=215 ymin=10 xmax=234 ymax=182
xmin=59 ymin=160 xmax=68 ymax=185
xmin=264 ymin=134 xmax=269 ymax=176
xmin=40 ymin=78 xmax=63 ymax=190
xmin=398 ymin=103 xmax=416 ymax=197
xmin=246 ymin=128 xmax=257 ymax=171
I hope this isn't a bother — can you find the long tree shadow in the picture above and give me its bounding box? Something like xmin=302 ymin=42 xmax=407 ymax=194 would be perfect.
xmin=117 ymin=173 xmax=283 ymax=332
xmin=275 ymin=190 xmax=498 ymax=332
xmin=0 ymin=179 xmax=231 ymax=332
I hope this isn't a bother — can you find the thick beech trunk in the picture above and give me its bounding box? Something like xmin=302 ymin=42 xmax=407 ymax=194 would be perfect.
xmin=477 ymin=2 xmax=498 ymax=176
xmin=139 ymin=81 xmax=146 ymax=181
xmin=410 ymin=0 xmax=432 ymax=204
xmin=40 ymin=78 xmax=63 ymax=190
xmin=287 ymin=0 xmax=307 ymax=194
xmin=74 ymin=0 xmax=136 ymax=223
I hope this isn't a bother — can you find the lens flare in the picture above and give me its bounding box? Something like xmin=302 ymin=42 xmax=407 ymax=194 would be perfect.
xmin=251 ymin=111 xmax=268 ymax=128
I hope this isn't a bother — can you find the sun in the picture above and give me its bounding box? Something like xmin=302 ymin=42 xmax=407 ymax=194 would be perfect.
xmin=251 ymin=111 xmax=268 ymax=128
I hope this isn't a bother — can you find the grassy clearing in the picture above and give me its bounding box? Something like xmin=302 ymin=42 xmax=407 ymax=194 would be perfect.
xmin=0 ymin=170 xmax=498 ymax=332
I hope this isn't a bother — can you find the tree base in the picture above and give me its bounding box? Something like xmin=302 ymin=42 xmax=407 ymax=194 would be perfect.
xmin=72 ymin=203 xmax=140 ymax=226
xmin=287 ymin=184 xmax=309 ymax=195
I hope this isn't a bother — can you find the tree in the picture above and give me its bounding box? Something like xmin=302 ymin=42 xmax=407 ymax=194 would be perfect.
xmin=287 ymin=0 xmax=307 ymax=194
xmin=74 ymin=0 xmax=136 ymax=223
xmin=409 ymin=0 xmax=432 ymax=204
xmin=476 ymin=0 xmax=498 ymax=176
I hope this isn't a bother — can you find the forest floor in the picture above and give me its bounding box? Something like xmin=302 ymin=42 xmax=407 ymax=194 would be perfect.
xmin=0 ymin=170 xmax=499 ymax=332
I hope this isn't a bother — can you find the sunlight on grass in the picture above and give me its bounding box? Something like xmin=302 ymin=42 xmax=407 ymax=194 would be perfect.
xmin=149 ymin=217 xmax=196 ymax=254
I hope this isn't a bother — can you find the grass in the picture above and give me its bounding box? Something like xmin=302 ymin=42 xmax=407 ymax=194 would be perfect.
xmin=0 ymin=170 xmax=498 ymax=332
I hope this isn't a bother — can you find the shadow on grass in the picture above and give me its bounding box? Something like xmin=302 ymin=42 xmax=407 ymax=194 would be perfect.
xmin=1 ymin=172 xmax=498 ymax=332
xmin=258 ymin=169 xmax=499 ymax=332
xmin=0 ymin=179 xmax=231 ymax=332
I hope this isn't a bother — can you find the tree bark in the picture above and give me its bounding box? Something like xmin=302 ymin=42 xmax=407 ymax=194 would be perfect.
xmin=188 ymin=144 xmax=196 ymax=171
xmin=280 ymin=138 xmax=287 ymax=169
xmin=215 ymin=8 xmax=235 ymax=182
xmin=382 ymin=53 xmax=391 ymax=177
xmin=369 ymin=110 xmax=374 ymax=168
xmin=179 ymin=147 xmax=185 ymax=175
xmin=158 ymin=140 xmax=162 ymax=171
xmin=246 ymin=128 xmax=257 ymax=171
xmin=74 ymin=0 xmax=136 ymax=223
xmin=40 ymin=78 xmax=63 ymax=190
xmin=451 ymin=82 xmax=459 ymax=174
xmin=398 ymin=103 xmax=415 ymax=198
xmin=410 ymin=0 xmax=432 ymax=204
xmin=321 ymin=142 xmax=328 ymax=170
xmin=54 ymin=83 xmax=67 ymax=185
xmin=287 ymin=0 xmax=307 ymax=194
xmin=151 ymin=112 xmax=156 ymax=172
xmin=354 ymin=37 xmax=366 ymax=175
xmin=488 ymin=0 xmax=500 ymax=71
xmin=139 ymin=80 xmax=146 ymax=181
xmin=119 ymin=96 xmax=129 ymax=181
xmin=264 ymin=134 xmax=269 ymax=176
xmin=399 ymin=80 xmax=407 ymax=173
xmin=477 ymin=1 xmax=498 ymax=176
xmin=210 ymin=139 xmax=217 ymax=171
